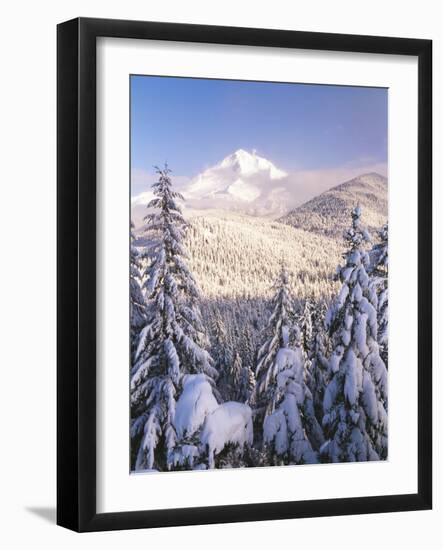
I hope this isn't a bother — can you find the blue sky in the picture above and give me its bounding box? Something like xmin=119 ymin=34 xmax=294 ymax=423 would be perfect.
xmin=131 ymin=75 xmax=387 ymax=194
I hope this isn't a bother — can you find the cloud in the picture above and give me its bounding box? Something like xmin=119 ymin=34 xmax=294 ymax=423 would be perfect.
xmin=280 ymin=162 xmax=387 ymax=207
xmin=130 ymin=160 xmax=388 ymax=226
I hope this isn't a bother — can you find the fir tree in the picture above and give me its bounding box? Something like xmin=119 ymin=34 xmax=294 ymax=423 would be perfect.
xmin=255 ymin=264 xmax=321 ymax=463
xmin=255 ymin=263 xmax=295 ymax=415
xmin=298 ymin=298 xmax=314 ymax=356
xmin=370 ymin=224 xmax=388 ymax=276
xmin=262 ymin=339 xmax=319 ymax=465
xmin=241 ymin=324 xmax=256 ymax=370
xmin=307 ymin=301 xmax=329 ymax=424
xmin=211 ymin=308 xmax=233 ymax=401
xmin=322 ymin=207 xmax=388 ymax=462
xmin=130 ymin=221 xmax=147 ymax=360
xmin=228 ymin=351 xmax=243 ymax=401
xmin=131 ymin=165 xmax=217 ymax=471
xmin=240 ymin=364 xmax=256 ymax=405
xmin=369 ymin=224 xmax=388 ymax=366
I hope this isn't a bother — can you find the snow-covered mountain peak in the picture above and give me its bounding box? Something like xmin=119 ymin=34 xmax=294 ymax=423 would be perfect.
xmin=183 ymin=149 xmax=288 ymax=214
xmin=218 ymin=149 xmax=287 ymax=180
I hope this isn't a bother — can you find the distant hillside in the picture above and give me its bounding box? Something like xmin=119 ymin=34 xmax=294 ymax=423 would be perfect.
xmin=185 ymin=212 xmax=342 ymax=300
xmin=279 ymin=173 xmax=388 ymax=239
xmin=135 ymin=210 xmax=341 ymax=301
xmin=134 ymin=173 xmax=388 ymax=302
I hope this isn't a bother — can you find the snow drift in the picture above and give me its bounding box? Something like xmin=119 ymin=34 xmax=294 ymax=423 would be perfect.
xmin=201 ymin=402 xmax=253 ymax=469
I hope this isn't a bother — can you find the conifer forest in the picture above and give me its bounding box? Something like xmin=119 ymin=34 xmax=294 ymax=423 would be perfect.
xmin=130 ymin=163 xmax=389 ymax=472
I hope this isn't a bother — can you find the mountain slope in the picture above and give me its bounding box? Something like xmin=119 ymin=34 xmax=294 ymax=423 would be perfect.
xmin=184 ymin=212 xmax=342 ymax=300
xmin=135 ymin=210 xmax=341 ymax=301
xmin=134 ymin=172 xmax=388 ymax=302
xmin=279 ymin=172 xmax=388 ymax=239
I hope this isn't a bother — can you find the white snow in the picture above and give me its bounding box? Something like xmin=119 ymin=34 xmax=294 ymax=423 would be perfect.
xmin=264 ymin=393 xmax=317 ymax=464
xmin=174 ymin=374 xmax=219 ymax=439
xmin=226 ymin=178 xmax=261 ymax=202
xmin=170 ymin=444 xmax=200 ymax=469
xmin=200 ymin=402 xmax=253 ymax=468
xmin=343 ymin=349 xmax=361 ymax=406
xmin=182 ymin=149 xmax=289 ymax=216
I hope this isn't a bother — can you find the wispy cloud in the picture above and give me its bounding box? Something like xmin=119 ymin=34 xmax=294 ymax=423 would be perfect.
xmin=281 ymin=161 xmax=387 ymax=207
xmin=131 ymin=159 xmax=387 ymax=227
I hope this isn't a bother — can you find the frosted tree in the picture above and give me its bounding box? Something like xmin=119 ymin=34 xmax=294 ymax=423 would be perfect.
xmin=170 ymin=373 xmax=219 ymax=470
xmin=297 ymin=297 xmax=323 ymax=429
xmin=369 ymin=224 xmax=388 ymax=365
xmin=237 ymin=323 xmax=254 ymax=370
xmin=131 ymin=165 xmax=217 ymax=471
xmin=322 ymin=207 xmax=388 ymax=462
xmin=255 ymin=263 xmax=295 ymax=415
xmin=370 ymin=224 xmax=388 ymax=276
xmin=130 ymin=221 xmax=147 ymax=359
xmin=307 ymin=301 xmax=330 ymax=424
xmin=262 ymin=345 xmax=319 ymax=465
xmin=240 ymin=363 xmax=256 ymax=405
xmin=298 ymin=298 xmax=314 ymax=356
xmin=228 ymin=351 xmax=243 ymax=401
xmin=255 ymin=265 xmax=321 ymax=463
xmin=210 ymin=309 xmax=233 ymax=400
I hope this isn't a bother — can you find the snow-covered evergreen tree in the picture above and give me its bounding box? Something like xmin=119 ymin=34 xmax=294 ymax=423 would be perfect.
xmin=210 ymin=309 xmax=233 ymax=401
xmin=262 ymin=345 xmax=319 ymax=465
xmin=370 ymin=223 xmax=388 ymax=276
xmin=228 ymin=351 xmax=243 ymax=401
xmin=130 ymin=222 xmax=147 ymax=359
xmin=369 ymin=224 xmax=388 ymax=366
xmin=307 ymin=301 xmax=329 ymax=424
xmin=240 ymin=363 xmax=256 ymax=405
xmin=298 ymin=298 xmax=314 ymax=356
xmin=322 ymin=207 xmax=388 ymax=462
xmin=130 ymin=165 xmax=217 ymax=471
xmin=237 ymin=323 xmax=254 ymax=371
xmin=255 ymin=263 xmax=295 ymax=415
xmin=254 ymin=264 xmax=321 ymax=463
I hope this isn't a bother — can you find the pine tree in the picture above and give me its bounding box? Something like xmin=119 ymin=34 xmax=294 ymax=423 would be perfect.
xmin=228 ymin=351 xmax=243 ymax=401
xmin=240 ymin=364 xmax=256 ymax=405
xmin=370 ymin=224 xmax=388 ymax=276
xmin=211 ymin=308 xmax=233 ymax=401
xmin=130 ymin=222 xmax=147 ymax=360
xmin=241 ymin=324 xmax=256 ymax=370
xmin=130 ymin=165 xmax=217 ymax=471
xmin=369 ymin=224 xmax=388 ymax=366
xmin=255 ymin=263 xmax=295 ymax=415
xmin=307 ymin=301 xmax=329 ymax=424
xmin=298 ymin=298 xmax=314 ymax=356
xmin=262 ymin=339 xmax=319 ymax=465
xmin=255 ymin=264 xmax=321 ymax=463
xmin=322 ymin=207 xmax=388 ymax=462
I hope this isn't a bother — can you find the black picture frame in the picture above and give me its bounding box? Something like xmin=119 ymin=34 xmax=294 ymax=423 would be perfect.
xmin=57 ymin=17 xmax=432 ymax=532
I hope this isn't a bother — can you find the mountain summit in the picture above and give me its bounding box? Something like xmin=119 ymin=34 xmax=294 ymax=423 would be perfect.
xmin=183 ymin=149 xmax=289 ymax=215
xmin=219 ymin=149 xmax=287 ymax=180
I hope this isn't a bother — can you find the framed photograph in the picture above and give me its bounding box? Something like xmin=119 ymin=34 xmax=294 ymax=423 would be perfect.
xmin=57 ymin=17 xmax=432 ymax=532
